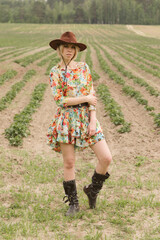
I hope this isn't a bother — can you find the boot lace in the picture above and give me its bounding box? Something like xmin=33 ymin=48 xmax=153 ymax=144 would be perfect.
xmin=63 ymin=192 xmax=78 ymax=206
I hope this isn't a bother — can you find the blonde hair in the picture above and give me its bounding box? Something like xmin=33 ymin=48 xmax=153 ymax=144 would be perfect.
xmin=57 ymin=44 xmax=79 ymax=61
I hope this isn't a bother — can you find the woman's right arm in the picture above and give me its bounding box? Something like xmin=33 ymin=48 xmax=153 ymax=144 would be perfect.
xmin=66 ymin=94 xmax=96 ymax=106
xmin=50 ymin=69 xmax=96 ymax=107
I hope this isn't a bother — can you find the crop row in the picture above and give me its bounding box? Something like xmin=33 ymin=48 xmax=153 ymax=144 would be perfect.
xmin=85 ymin=45 xmax=100 ymax=81
xmin=98 ymin=43 xmax=159 ymax=97
xmin=120 ymin=47 xmax=160 ymax=70
xmin=5 ymin=83 xmax=47 ymax=146
xmin=153 ymin=113 xmax=160 ymax=128
xmin=109 ymin=41 xmax=160 ymax=70
xmin=111 ymin=44 xmax=160 ymax=79
xmin=99 ymin=30 xmax=160 ymax=64
xmin=9 ymin=48 xmax=35 ymax=59
xmin=123 ymin=42 xmax=160 ymax=58
xmin=0 ymin=48 xmax=33 ymax=62
xmin=37 ymin=53 xmax=57 ymax=66
xmin=15 ymin=49 xmax=51 ymax=67
xmin=97 ymin=84 xmax=131 ymax=133
xmin=0 ymin=48 xmax=20 ymax=61
xmin=94 ymin=46 xmax=160 ymax=128
xmin=0 ymin=69 xmax=17 ymax=86
xmin=0 ymin=47 xmax=15 ymax=55
xmin=0 ymin=69 xmax=36 ymax=111
xmin=99 ymin=36 xmax=160 ymax=77
xmin=119 ymin=45 xmax=160 ymax=70
xmin=95 ymin=46 xmax=154 ymax=110
xmin=119 ymin=43 xmax=160 ymax=68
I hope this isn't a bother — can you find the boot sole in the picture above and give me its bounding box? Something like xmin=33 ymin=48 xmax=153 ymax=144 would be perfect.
xmin=65 ymin=206 xmax=80 ymax=216
xmin=83 ymin=187 xmax=96 ymax=209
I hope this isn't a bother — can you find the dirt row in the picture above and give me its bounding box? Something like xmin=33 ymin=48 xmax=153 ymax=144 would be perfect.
xmin=98 ymin=45 xmax=160 ymax=114
xmin=105 ymin=44 xmax=160 ymax=91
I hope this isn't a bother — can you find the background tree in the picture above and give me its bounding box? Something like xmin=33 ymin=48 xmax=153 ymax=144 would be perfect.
xmin=74 ymin=6 xmax=86 ymax=23
xmin=47 ymin=0 xmax=57 ymax=9
xmin=0 ymin=5 xmax=10 ymax=22
xmin=0 ymin=0 xmax=160 ymax=24
xmin=90 ymin=0 xmax=98 ymax=24
xmin=31 ymin=1 xmax=46 ymax=23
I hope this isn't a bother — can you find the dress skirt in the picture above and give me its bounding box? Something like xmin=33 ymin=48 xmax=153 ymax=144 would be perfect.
xmin=47 ymin=105 xmax=105 ymax=153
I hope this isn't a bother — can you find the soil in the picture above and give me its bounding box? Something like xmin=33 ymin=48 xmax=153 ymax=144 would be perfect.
xmin=127 ymin=25 xmax=160 ymax=39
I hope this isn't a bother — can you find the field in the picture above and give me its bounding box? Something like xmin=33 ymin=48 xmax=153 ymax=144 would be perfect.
xmin=0 ymin=23 xmax=160 ymax=240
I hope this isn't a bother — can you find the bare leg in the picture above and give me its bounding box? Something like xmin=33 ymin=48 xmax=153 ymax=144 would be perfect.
xmin=83 ymin=139 xmax=112 ymax=209
xmin=90 ymin=139 xmax=112 ymax=174
xmin=60 ymin=143 xmax=76 ymax=181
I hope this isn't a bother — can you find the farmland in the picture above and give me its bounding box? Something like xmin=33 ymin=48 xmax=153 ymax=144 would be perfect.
xmin=0 ymin=23 xmax=160 ymax=240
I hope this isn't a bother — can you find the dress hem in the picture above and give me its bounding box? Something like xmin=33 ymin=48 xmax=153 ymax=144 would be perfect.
xmin=47 ymin=134 xmax=105 ymax=153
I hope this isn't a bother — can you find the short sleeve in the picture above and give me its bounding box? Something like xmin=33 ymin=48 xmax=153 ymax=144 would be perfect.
xmin=85 ymin=63 xmax=96 ymax=111
xmin=49 ymin=67 xmax=68 ymax=108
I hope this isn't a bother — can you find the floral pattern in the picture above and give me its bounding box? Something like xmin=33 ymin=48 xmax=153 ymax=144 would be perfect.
xmin=47 ymin=62 xmax=104 ymax=153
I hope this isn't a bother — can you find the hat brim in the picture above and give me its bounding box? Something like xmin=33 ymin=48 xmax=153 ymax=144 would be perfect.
xmin=49 ymin=39 xmax=87 ymax=52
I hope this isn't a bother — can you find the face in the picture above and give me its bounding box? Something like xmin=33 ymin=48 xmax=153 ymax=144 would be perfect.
xmin=61 ymin=44 xmax=76 ymax=61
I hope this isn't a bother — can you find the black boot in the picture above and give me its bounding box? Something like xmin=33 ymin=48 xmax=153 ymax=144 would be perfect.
xmin=63 ymin=180 xmax=79 ymax=216
xmin=83 ymin=171 xmax=110 ymax=209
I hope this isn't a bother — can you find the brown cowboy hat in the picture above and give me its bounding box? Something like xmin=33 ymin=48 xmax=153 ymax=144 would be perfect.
xmin=49 ymin=31 xmax=87 ymax=52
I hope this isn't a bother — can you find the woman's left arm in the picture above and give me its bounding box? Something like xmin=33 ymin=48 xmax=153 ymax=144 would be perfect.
xmin=88 ymin=110 xmax=97 ymax=137
xmin=85 ymin=63 xmax=97 ymax=136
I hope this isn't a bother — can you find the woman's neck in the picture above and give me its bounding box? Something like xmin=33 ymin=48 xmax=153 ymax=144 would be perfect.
xmin=60 ymin=60 xmax=76 ymax=69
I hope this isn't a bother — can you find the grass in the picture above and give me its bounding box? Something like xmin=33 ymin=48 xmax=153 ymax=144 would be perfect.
xmin=0 ymin=147 xmax=159 ymax=240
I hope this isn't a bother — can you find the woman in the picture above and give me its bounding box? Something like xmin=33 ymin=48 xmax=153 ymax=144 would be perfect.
xmin=47 ymin=32 xmax=112 ymax=216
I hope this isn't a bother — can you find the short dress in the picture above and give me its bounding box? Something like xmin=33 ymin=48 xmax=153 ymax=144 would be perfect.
xmin=47 ymin=62 xmax=105 ymax=153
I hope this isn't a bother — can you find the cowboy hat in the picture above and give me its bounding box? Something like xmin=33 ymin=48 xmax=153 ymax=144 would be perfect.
xmin=49 ymin=31 xmax=87 ymax=52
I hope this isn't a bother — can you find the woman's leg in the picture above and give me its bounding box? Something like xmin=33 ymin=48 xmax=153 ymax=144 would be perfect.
xmin=90 ymin=139 xmax=112 ymax=174
xmin=83 ymin=139 xmax=112 ymax=209
xmin=60 ymin=143 xmax=76 ymax=181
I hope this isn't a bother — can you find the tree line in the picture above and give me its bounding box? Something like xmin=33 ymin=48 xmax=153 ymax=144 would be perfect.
xmin=0 ymin=0 xmax=160 ymax=25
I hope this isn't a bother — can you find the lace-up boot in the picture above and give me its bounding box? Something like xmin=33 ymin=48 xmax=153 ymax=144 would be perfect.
xmin=63 ymin=180 xmax=79 ymax=216
xmin=83 ymin=171 xmax=110 ymax=209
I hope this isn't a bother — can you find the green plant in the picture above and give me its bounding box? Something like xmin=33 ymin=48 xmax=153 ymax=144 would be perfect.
xmin=154 ymin=113 xmax=160 ymax=128
xmin=15 ymin=49 xmax=51 ymax=67
xmin=5 ymin=83 xmax=47 ymax=146
xmin=0 ymin=69 xmax=36 ymax=111
xmin=0 ymin=69 xmax=17 ymax=85
xmin=97 ymin=84 xmax=131 ymax=133
xmin=99 ymin=43 xmax=160 ymax=97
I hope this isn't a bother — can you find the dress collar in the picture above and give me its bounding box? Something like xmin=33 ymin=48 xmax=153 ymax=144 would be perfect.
xmin=57 ymin=62 xmax=79 ymax=70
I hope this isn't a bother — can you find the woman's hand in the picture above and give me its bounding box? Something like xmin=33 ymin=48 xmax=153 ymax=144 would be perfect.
xmin=87 ymin=120 xmax=96 ymax=137
xmin=86 ymin=92 xmax=97 ymax=106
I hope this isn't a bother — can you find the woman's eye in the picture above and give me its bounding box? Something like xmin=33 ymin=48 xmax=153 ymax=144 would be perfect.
xmin=71 ymin=46 xmax=75 ymax=49
xmin=64 ymin=45 xmax=68 ymax=48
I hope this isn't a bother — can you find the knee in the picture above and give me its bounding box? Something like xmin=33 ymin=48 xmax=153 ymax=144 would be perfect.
xmin=100 ymin=154 xmax=112 ymax=166
xmin=64 ymin=157 xmax=75 ymax=169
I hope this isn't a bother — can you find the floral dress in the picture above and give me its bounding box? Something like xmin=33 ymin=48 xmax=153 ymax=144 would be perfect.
xmin=47 ymin=62 xmax=104 ymax=153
